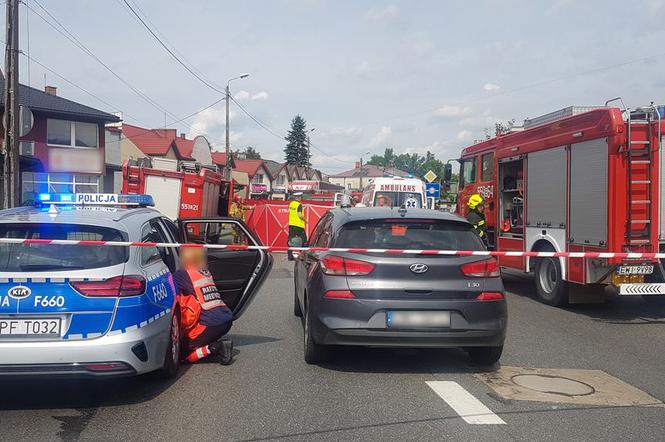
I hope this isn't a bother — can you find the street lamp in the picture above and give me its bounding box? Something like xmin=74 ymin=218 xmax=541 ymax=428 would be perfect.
xmin=225 ymin=73 xmax=250 ymax=180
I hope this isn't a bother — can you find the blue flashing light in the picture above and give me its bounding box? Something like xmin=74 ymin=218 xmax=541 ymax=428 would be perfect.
xmin=34 ymin=193 xmax=154 ymax=207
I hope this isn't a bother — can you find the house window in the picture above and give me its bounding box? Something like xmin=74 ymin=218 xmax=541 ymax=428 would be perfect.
xmin=252 ymin=173 xmax=264 ymax=184
xmin=47 ymin=119 xmax=98 ymax=148
xmin=21 ymin=172 xmax=100 ymax=202
xmin=276 ymin=174 xmax=286 ymax=186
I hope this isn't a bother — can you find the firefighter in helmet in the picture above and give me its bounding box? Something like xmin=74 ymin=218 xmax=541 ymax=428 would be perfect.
xmin=466 ymin=193 xmax=487 ymax=245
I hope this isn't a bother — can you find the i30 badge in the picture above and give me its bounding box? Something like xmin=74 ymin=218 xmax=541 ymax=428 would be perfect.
xmin=409 ymin=263 xmax=429 ymax=274
xmin=8 ymin=285 xmax=31 ymax=299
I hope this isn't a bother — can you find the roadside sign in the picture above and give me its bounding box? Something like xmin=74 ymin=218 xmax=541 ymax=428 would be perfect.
xmin=425 ymin=182 xmax=441 ymax=198
xmin=424 ymin=170 xmax=438 ymax=183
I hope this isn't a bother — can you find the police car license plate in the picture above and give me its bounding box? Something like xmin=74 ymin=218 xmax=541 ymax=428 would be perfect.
xmin=387 ymin=311 xmax=450 ymax=328
xmin=616 ymin=264 xmax=654 ymax=275
xmin=0 ymin=318 xmax=61 ymax=336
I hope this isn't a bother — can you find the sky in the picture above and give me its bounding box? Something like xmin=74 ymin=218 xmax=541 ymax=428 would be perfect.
xmin=5 ymin=0 xmax=665 ymax=173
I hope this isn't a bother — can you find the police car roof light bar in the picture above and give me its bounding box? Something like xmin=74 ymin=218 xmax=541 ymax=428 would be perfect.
xmin=35 ymin=193 xmax=155 ymax=207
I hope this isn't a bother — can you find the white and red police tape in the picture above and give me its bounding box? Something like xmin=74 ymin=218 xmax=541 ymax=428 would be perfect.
xmin=0 ymin=238 xmax=662 ymax=259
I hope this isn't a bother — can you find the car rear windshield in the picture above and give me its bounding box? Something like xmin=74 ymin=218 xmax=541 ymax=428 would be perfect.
xmin=0 ymin=223 xmax=129 ymax=272
xmin=334 ymin=219 xmax=485 ymax=250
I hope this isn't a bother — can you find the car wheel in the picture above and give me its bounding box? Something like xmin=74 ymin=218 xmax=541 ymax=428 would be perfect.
xmin=294 ymin=286 xmax=303 ymax=317
xmin=643 ymin=295 xmax=665 ymax=306
xmin=158 ymin=312 xmax=181 ymax=379
xmin=467 ymin=345 xmax=503 ymax=366
xmin=303 ymin=297 xmax=327 ymax=364
xmin=534 ymin=257 xmax=568 ymax=306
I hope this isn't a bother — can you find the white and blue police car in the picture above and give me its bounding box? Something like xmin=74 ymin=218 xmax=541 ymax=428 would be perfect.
xmin=0 ymin=193 xmax=272 ymax=378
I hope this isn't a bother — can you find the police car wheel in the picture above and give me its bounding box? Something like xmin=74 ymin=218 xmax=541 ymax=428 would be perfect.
xmin=534 ymin=257 xmax=568 ymax=306
xmin=303 ymin=297 xmax=327 ymax=364
xmin=467 ymin=345 xmax=503 ymax=366
xmin=158 ymin=312 xmax=181 ymax=378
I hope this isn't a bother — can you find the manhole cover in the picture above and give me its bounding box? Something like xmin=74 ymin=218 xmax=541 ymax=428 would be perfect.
xmin=512 ymin=374 xmax=595 ymax=396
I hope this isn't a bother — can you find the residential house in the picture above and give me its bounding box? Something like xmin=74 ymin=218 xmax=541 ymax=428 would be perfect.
xmin=329 ymin=163 xmax=409 ymax=190
xmin=0 ymin=80 xmax=120 ymax=203
xmin=210 ymin=152 xmax=250 ymax=199
xmin=263 ymin=159 xmax=290 ymax=199
xmin=234 ymin=159 xmax=272 ymax=197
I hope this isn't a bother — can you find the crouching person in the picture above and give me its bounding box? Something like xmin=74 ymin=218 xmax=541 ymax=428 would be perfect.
xmin=174 ymin=247 xmax=234 ymax=365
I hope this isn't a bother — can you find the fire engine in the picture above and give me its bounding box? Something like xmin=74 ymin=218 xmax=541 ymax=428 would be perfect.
xmin=455 ymin=103 xmax=664 ymax=305
xmin=122 ymin=159 xmax=233 ymax=220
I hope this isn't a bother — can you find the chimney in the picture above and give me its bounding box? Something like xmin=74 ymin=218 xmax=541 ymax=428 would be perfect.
xmin=180 ymin=133 xmax=186 ymax=139
xmin=44 ymin=85 xmax=57 ymax=96
xmin=355 ymin=161 xmax=361 ymax=169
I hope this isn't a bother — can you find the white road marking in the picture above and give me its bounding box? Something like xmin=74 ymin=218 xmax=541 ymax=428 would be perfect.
xmin=426 ymin=381 xmax=506 ymax=425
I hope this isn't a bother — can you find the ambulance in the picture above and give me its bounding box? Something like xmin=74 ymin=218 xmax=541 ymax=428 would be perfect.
xmin=361 ymin=177 xmax=427 ymax=208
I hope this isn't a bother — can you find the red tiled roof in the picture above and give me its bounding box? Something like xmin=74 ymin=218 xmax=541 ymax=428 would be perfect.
xmin=122 ymin=124 xmax=193 ymax=160
xmin=211 ymin=151 xmax=228 ymax=166
xmin=234 ymin=159 xmax=272 ymax=179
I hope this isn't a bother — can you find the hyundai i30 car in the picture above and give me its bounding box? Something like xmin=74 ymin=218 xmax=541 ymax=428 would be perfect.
xmin=294 ymin=208 xmax=507 ymax=365
xmin=0 ymin=193 xmax=271 ymax=378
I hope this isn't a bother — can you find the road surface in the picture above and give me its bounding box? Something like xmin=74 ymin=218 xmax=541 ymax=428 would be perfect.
xmin=1 ymin=256 xmax=664 ymax=441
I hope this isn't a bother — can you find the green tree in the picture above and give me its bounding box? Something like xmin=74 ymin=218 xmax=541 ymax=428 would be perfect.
xmin=284 ymin=115 xmax=310 ymax=166
xmin=367 ymin=148 xmax=397 ymax=168
xmin=244 ymin=146 xmax=261 ymax=159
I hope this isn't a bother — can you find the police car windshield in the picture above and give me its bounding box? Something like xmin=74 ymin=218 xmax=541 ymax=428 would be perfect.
xmin=0 ymin=224 xmax=128 ymax=272
xmin=335 ymin=220 xmax=484 ymax=250
xmin=374 ymin=192 xmax=423 ymax=208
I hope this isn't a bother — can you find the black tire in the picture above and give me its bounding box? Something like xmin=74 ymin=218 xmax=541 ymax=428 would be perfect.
xmin=158 ymin=312 xmax=181 ymax=379
xmin=643 ymin=295 xmax=665 ymax=306
xmin=534 ymin=257 xmax=569 ymax=306
xmin=294 ymin=286 xmax=303 ymax=317
xmin=303 ymin=297 xmax=328 ymax=364
xmin=467 ymin=345 xmax=503 ymax=366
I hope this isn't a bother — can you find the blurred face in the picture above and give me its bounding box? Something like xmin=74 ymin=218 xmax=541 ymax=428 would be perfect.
xmin=180 ymin=247 xmax=207 ymax=269
xmin=377 ymin=197 xmax=387 ymax=207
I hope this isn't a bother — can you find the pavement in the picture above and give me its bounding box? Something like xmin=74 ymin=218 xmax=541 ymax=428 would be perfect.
xmin=1 ymin=256 xmax=665 ymax=441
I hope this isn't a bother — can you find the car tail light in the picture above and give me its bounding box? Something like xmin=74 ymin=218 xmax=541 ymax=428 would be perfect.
xmin=476 ymin=292 xmax=504 ymax=301
xmin=71 ymin=275 xmax=146 ymax=297
xmin=321 ymin=255 xmax=375 ymax=276
xmin=461 ymin=258 xmax=500 ymax=277
xmin=323 ymin=290 xmax=356 ymax=299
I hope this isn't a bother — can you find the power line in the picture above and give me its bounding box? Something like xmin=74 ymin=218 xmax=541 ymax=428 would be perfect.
xmin=119 ymin=0 xmax=225 ymax=95
xmin=28 ymin=0 xmax=178 ymax=122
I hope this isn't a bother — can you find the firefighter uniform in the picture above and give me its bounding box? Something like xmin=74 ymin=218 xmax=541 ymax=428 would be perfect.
xmin=174 ymin=266 xmax=234 ymax=364
xmin=466 ymin=193 xmax=487 ymax=244
xmin=288 ymin=197 xmax=307 ymax=260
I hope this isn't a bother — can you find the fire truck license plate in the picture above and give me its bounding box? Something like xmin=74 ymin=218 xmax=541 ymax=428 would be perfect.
xmin=616 ymin=264 xmax=654 ymax=275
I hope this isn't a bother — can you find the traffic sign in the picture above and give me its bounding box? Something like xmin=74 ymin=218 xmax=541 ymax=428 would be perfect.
xmin=425 ymin=182 xmax=441 ymax=198
xmin=424 ymin=170 xmax=438 ymax=183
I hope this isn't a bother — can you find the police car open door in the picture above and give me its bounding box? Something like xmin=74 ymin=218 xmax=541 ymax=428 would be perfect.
xmin=179 ymin=218 xmax=273 ymax=320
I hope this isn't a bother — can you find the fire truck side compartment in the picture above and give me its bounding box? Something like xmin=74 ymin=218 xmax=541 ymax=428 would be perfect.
xmin=569 ymin=138 xmax=608 ymax=247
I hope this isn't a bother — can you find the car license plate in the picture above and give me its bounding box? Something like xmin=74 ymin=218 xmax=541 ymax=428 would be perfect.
xmin=0 ymin=318 xmax=61 ymax=336
xmin=387 ymin=311 xmax=450 ymax=328
xmin=616 ymin=264 xmax=654 ymax=275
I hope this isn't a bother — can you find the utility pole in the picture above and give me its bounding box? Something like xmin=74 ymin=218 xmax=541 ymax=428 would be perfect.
xmin=358 ymin=151 xmax=370 ymax=190
xmin=2 ymin=0 xmax=19 ymax=209
xmin=224 ymin=83 xmax=231 ymax=180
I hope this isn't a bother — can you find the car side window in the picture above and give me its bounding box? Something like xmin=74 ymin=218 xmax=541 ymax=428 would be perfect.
xmin=153 ymin=219 xmax=178 ymax=273
xmin=140 ymin=223 xmax=164 ymax=267
xmin=313 ymin=215 xmax=333 ymax=247
xmin=308 ymin=215 xmax=328 ymax=246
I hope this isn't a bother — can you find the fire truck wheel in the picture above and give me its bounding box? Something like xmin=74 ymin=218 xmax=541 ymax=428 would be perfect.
xmin=534 ymin=257 xmax=569 ymax=306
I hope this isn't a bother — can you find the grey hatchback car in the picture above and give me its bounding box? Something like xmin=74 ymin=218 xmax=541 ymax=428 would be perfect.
xmin=294 ymin=208 xmax=507 ymax=365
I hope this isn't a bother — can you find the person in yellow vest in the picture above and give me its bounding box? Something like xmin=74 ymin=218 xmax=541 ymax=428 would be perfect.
xmin=229 ymin=194 xmax=245 ymax=221
xmin=288 ymin=192 xmax=307 ymax=261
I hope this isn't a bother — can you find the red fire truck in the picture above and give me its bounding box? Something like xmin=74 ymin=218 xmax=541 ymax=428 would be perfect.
xmin=455 ymin=104 xmax=664 ymax=305
xmin=122 ymin=160 xmax=233 ymax=220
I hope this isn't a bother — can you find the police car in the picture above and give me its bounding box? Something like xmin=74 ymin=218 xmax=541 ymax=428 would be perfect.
xmin=0 ymin=193 xmax=272 ymax=378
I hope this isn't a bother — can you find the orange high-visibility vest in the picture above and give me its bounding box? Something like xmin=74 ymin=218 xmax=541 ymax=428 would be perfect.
xmin=186 ymin=267 xmax=225 ymax=311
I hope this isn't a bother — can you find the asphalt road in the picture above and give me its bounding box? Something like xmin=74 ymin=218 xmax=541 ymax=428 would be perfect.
xmin=2 ymin=256 xmax=665 ymax=441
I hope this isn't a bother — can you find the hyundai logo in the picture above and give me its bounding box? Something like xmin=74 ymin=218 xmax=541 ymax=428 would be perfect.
xmin=409 ymin=263 xmax=429 ymax=274
xmin=8 ymin=285 xmax=31 ymax=299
